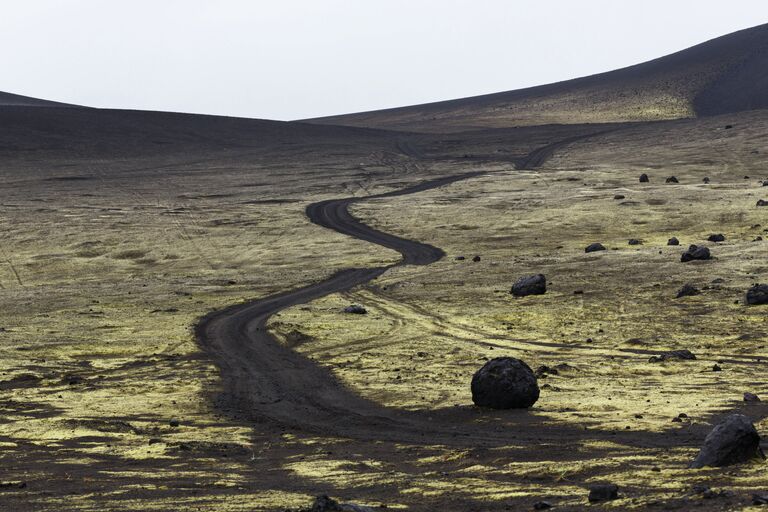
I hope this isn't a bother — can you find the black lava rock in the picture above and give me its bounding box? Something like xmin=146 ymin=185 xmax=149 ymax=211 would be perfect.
xmin=690 ymin=414 xmax=764 ymax=468
xmin=628 ymin=239 xmax=642 ymax=245
xmin=585 ymin=243 xmax=606 ymax=253
xmin=471 ymin=357 xmax=539 ymax=409
xmin=588 ymin=484 xmax=619 ymax=502
xmin=676 ymin=284 xmax=700 ymax=298
xmin=343 ymin=305 xmax=367 ymax=314
xmin=707 ymin=234 xmax=726 ymax=242
xmin=169 ymin=418 xmax=180 ymax=427
xmin=745 ymin=393 xmax=761 ymax=402
xmin=667 ymin=237 xmax=680 ymax=246
xmin=533 ymin=501 xmax=552 ymax=510
xmin=681 ymin=245 xmax=711 ymax=262
xmin=472 ymin=255 xmax=481 ymax=262
xmin=746 ymin=284 xmax=768 ymax=305
xmin=639 ymin=173 xmax=649 ymax=183
xmin=511 ymin=274 xmax=546 ymax=297
xmin=306 ymin=495 xmax=374 ymax=512
xmin=666 ymin=176 xmax=679 ymax=183
xmin=649 ymin=349 xmax=696 ymax=363
xmin=758 ymin=199 xmax=768 ymax=207
xmin=614 ymin=194 xmax=625 ymax=200
xmin=703 ymin=177 xmax=711 ymax=184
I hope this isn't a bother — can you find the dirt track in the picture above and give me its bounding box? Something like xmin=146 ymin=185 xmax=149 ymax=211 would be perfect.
xmin=193 ymin=132 xmax=754 ymax=455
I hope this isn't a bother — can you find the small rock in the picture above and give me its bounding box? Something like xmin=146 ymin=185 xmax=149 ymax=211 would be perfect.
xmin=667 ymin=237 xmax=680 ymax=246
xmin=753 ymin=493 xmax=768 ymax=505
xmin=472 ymin=255 xmax=481 ymax=262
xmin=511 ymin=274 xmax=546 ymax=297
xmin=746 ymin=284 xmax=768 ymax=305
xmin=666 ymin=176 xmax=679 ymax=183
xmin=343 ymin=305 xmax=367 ymax=314
xmin=713 ymin=364 xmax=722 ymax=372
xmin=707 ymin=234 xmax=725 ymax=242
xmin=307 ymin=495 xmax=374 ymax=512
xmin=690 ymin=414 xmax=765 ymax=468
xmin=535 ymin=365 xmax=559 ymax=378
xmin=676 ymin=284 xmax=700 ymax=298
xmin=455 ymin=256 xmax=466 ymax=260
xmin=681 ymin=245 xmax=711 ymax=262
xmin=744 ymin=392 xmax=761 ymax=402
xmin=703 ymin=177 xmax=710 ymax=184
xmin=533 ymin=501 xmax=552 ymax=510
xmin=628 ymin=239 xmax=642 ymax=245
xmin=573 ymin=289 xmax=584 ymax=295
xmin=588 ymin=484 xmax=619 ymax=502
xmin=639 ymin=173 xmax=649 ymax=183
xmin=758 ymin=200 xmax=768 ymax=207
xmin=725 ymin=125 xmax=733 ymax=129
xmin=614 ymin=194 xmax=625 ymax=200
xmin=585 ymin=243 xmax=606 ymax=253
xmin=471 ymin=357 xmax=539 ymax=409
xmin=169 ymin=418 xmax=180 ymax=427
xmin=649 ymin=350 xmax=696 ymax=363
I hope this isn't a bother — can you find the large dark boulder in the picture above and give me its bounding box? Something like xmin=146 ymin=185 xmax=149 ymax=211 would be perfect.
xmin=585 ymin=243 xmax=606 ymax=253
xmin=690 ymin=414 xmax=764 ymax=468
xmin=681 ymin=245 xmax=711 ymax=262
xmin=746 ymin=284 xmax=768 ymax=305
xmin=471 ymin=357 xmax=539 ymax=409
xmin=511 ymin=274 xmax=546 ymax=297
xmin=588 ymin=484 xmax=619 ymax=502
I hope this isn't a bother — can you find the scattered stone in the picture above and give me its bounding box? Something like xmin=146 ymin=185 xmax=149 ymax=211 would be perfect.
xmin=511 ymin=274 xmax=546 ymax=297
xmin=472 ymin=255 xmax=481 ymax=262
xmin=535 ymin=365 xmax=558 ymax=378
xmin=585 ymin=243 xmax=606 ymax=253
xmin=758 ymin=200 xmax=768 ymax=207
xmin=455 ymin=256 xmax=466 ymax=260
xmin=713 ymin=364 xmax=722 ymax=372
xmin=533 ymin=501 xmax=552 ymax=510
xmin=744 ymin=392 xmax=761 ymax=402
xmin=588 ymin=484 xmax=619 ymax=503
xmin=305 ymin=495 xmax=374 ymax=512
xmin=667 ymin=237 xmax=680 ymax=246
xmin=707 ymin=233 xmax=726 ymax=242
xmin=762 ymin=180 xmax=768 ymax=187
xmin=471 ymin=357 xmax=539 ymax=409
xmin=628 ymin=239 xmax=642 ymax=245
xmin=746 ymin=284 xmax=768 ymax=305
xmin=681 ymin=245 xmax=711 ymax=262
xmin=614 ymin=194 xmax=625 ymax=200
xmin=343 ymin=305 xmax=367 ymax=314
xmin=169 ymin=418 xmax=180 ymax=427
xmin=725 ymin=125 xmax=733 ymax=129
xmin=573 ymin=289 xmax=584 ymax=295
xmin=690 ymin=414 xmax=765 ymax=468
xmin=649 ymin=350 xmax=696 ymax=363
xmin=639 ymin=173 xmax=649 ymax=183
xmin=666 ymin=176 xmax=679 ymax=183
xmin=703 ymin=177 xmax=710 ymax=184
xmin=676 ymin=284 xmax=700 ymax=298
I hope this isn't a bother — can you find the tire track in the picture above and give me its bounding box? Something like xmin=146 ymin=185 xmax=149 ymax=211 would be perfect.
xmin=195 ymin=132 xmax=695 ymax=449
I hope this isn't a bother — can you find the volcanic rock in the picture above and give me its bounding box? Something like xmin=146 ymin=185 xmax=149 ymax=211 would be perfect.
xmin=639 ymin=173 xmax=649 ymax=183
xmin=681 ymin=245 xmax=711 ymax=262
xmin=690 ymin=414 xmax=764 ymax=468
xmin=676 ymin=284 xmax=700 ymax=298
xmin=667 ymin=237 xmax=680 ymax=246
xmin=707 ymin=234 xmax=726 ymax=242
xmin=511 ymin=274 xmax=546 ymax=297
xmin=585 ymin=243 xmax=606 ymax=253
xmin=746 ymin=284 xmax=768 ymax=305
xmin=588 ymin=484 xmax=619 ymax=502
xmin=343 ymin=305 xmax=367 ymax=314
xmin=666 ymin=176 xmax=679 ymax=183
xmin=471 ymin=357 xmax=539 ymax=409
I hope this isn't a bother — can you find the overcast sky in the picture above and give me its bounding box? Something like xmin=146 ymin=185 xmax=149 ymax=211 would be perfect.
xmin=2 ymin=1 xmax=767 ymax=120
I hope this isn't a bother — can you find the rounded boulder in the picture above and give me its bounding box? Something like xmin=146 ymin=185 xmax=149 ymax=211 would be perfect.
xmin=471 ymin=357 xmax=539 ymax=409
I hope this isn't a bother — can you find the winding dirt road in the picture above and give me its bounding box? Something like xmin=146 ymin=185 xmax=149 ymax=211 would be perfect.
xmin=195 ymin=133 xmax=706 ymax=450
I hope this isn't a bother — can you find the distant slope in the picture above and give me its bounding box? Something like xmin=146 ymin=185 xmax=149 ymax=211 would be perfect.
xmin=0 ymin=91 xmax=78 ymax=108
xmin=307 ymin=23 xmax=768 ymax=132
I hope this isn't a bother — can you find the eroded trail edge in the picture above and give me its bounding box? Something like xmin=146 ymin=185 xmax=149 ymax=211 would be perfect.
xmin=196 ymin=134 xmax=693 ymax=449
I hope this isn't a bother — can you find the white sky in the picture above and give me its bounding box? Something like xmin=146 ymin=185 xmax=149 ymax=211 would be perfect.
xmin=2 ymin=1 xmax=767 ymax=120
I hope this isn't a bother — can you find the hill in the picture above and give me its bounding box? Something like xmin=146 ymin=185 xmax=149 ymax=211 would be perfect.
xmin=307 ymin=23 xmax=768 ymax=132
xmin=0 ymin=90 xmax=78 ymax=107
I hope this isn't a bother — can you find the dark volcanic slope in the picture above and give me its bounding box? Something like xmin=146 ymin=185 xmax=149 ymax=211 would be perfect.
xmin=308 ymin=23 xmax=768 ymax=132
xmin=0 ymin=90 xmax=78 ymax=107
